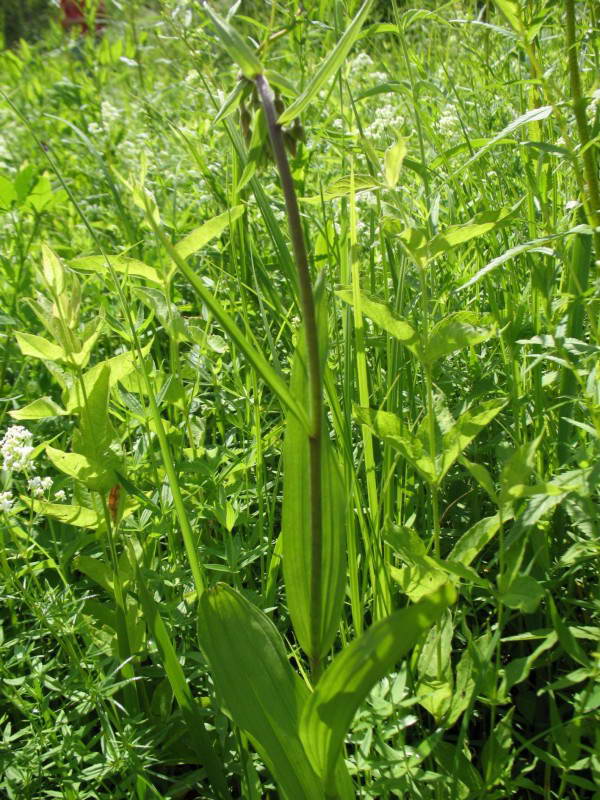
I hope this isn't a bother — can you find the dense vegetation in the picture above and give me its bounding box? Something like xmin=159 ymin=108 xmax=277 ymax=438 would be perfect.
xmin=0 ymin=1 xmax=599 ymax=798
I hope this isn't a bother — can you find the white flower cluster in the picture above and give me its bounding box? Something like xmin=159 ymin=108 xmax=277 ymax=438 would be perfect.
xmin=351 ymin=52 xmax=373 ymax=71
xmin=1 ymin=426 xmax=34 ymax=472
xmin=437 ymin=105 xmax=460 ymax=137
xmin=87 ymin=121 xmax=103 ymax=137
xmin=365 ymin=103 xmax=403 ymax=140
xmin=28 ymin=476 xmax=53 ymax=498
xmin=0 ymin=490 xmax=13 ymax=513
xmin=101 ymin=99 xmax=121 ymax=128
xmin=55 ymin=489 xmax=67 ymax=503
xmin=587 ymin=88 xmax=600 ymax=121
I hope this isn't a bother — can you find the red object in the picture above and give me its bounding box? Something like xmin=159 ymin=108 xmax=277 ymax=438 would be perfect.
xmin=60 ymin=1 xmax=106 ymax=34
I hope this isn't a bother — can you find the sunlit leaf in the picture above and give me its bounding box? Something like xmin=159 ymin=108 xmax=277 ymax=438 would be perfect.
xmin=278 ymin=0 xmax=375 ymax=125
xmin=299 ymin=584 xmax=456 ymax=789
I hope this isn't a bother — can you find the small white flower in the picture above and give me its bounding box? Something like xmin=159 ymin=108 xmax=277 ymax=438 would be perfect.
xmin=586 ymin=89 xmax=600 ymax=121
xmin=565 ymin=199 xmax=580 ymax=211
xmin=28 ymin=476 xmax=53 ymax=499
xmin=54 ymin=489 xmax=67 ymax=503
xmin=351 ymin=52 xmax=373 ymax=71
xmin=0 ymin=490 xmax=13 ymax=513
xmin=365 ymin=103 xmax=403 ymax=140
xmin=437 ymin=105 xmax=460 ymax=137
xmin=1 ymin=426 xmax=34 ymax=472
xmin=87 ymin=121 xmax=102 ymax=136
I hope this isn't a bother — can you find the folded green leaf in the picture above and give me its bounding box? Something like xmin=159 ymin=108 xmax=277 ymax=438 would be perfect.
xmin=302 ymin=174 xmax=381 ymax=204
xmin=71 ymin=254 xmax=161 ymax=284
xmin=15 ymin=331 xmax=66 ymax=362
xmin=384 ymin=136 xmax=408 ymax=188
xmin=427 ymin=206 xmax=515 ymax=258
xmin=439 ymin=397 xmax=506 ymax=480
xmin=30 ymin=500 xmax=99 ymax=528
xmin=46 ymin=446 xmax=118 ymax=492
xmin=41 ymin=244 xmax=66 ymax=294
xmin=354 ymin=406 xmax=436 ymax=483
xmin=283 ymin=355 xmax=347 ymax=661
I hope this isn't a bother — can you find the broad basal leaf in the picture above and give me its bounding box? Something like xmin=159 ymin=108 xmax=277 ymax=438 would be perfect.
xmin=198 ymin=584 xmax=353 ymax=800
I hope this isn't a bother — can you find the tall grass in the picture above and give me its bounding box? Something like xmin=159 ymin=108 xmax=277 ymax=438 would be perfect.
xmin=0 ymin=1 xmax=599 ymax=798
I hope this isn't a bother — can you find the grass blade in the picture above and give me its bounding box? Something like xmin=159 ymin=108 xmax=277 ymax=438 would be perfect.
xmin=278 ymin=0 xmax=375 ymax=126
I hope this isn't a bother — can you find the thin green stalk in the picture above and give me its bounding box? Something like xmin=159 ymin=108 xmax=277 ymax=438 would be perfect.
xmin=565 ymin=0 xmax=600 ymax=257
xmin=349 ymin=162 xmax=391 ymax=620
xmin=101 ymin=496 xmax=139 ymax=713
xmin=424 ymin=366 xmax=441 ymax=558
xmin=254 ymin=73 xmax=324 ymax=679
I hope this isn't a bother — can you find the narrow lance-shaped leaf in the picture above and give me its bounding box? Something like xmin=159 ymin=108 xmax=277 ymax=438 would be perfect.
xmin=427 ymin=206 xmax=515 ymax=258
xmin=278 ymin=0 xmax=375 ymax=125
xmin=9 ymin=397 xmax=67 ymax=420
xmin=299 ymin=583 xmax=457 ymax=789
xmin=41 ymin=244 xmax=65 ymax=294
xmin=457 ymin=225 xmax=591 ymax=291
xmin=282 ymin=304 xmax=347 ymax=661
xmin=15 ymin=331 xmax=66 ymax=362
xmin=138 ymin=185 xmax=309 ymax=431
xmin=452 ymin=105 xmax=553 ymax=177
xmin=71 ymin=255 xmax=162 ymax=284
xmin=301 ymin=174 xmax=381 ymax=205
xmin=198 ymin=584 xmax=354 ymax=799
xmin=29 ymin=499 xmax=99 ymax=528
xmin=384 ymin=136 xmax=408 ymax=188
xmin=174 ymin=205 xmax=245 ymax=260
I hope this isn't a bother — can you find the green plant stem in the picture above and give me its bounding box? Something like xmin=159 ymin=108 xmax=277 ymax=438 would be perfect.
xmin=565 ymin=0 xmax=600 ymax=257
xmin=425 ymin=365 xmax=441 ymax=558
xmin=101 ymin=496 xmax=139 ymax=713
xmin=255 ymin=73 xmax=324 ymax=679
